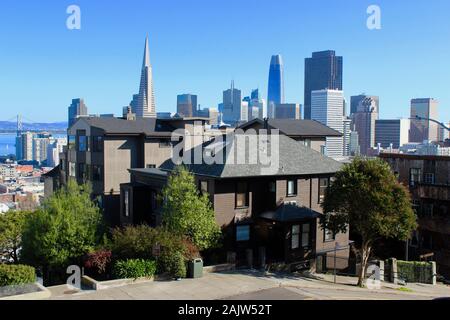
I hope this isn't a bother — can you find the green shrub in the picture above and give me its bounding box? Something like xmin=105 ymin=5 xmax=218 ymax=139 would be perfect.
xmin=397 ymin=260 xmax=433 ymax=283
xmin=0 ymin=264 xmax=36 ymax=287
xmin=157 ymin=251 xmax=186 ymax=279
xmin=110 ymin=225 xmax=186 ymax=260
xmin=112 ymin=259 xmax=156 ymax=279
xmin=110 ymin=225 xmax=198 ymax=261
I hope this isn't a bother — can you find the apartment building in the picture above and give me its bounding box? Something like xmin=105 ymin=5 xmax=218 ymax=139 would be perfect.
xmin=380 ymin=153 xmax=450 ymax=279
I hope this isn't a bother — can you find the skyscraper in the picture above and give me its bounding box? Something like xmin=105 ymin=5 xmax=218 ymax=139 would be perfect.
xmin=352 ymin=95 xmax=379 ymax=155
xmin=68 ymin=98 xmax=88 ymax=127
xmin=267 ymin=55 xmax=284 ymax=119
xmin=304 ymin=51 xmax=343 ymax=120
xmin=375 ymin=119 xmax=410 ymax=149
xmin=222 ymin=81 xmax=247 ymax=126
xmin=274 ymin=103 xmax=301 ymax=120
xmin=409 ymin=98 xmax=439 ymax=142
xmin=177 ymin=94 xmax=198 ymax=117
xmin=248 ymin=89 xmax=265 ymax=119
xmin=135 ymin=36 xmax=156 ymax=118
xmin=311 ymin=89 xmax=344 ymax=158
xmin=342 ymin=116 xmax=352 ymax=156
xmin=350 ymin=95 xmax=379 ymax=115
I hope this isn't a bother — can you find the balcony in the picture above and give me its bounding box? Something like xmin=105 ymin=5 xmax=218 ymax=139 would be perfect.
xmin=413 ymin=183 xmax=450 ymax=201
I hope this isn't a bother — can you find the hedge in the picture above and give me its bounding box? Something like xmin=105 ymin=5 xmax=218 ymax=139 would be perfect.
xmin=157 ymin=251 xmax=186 ymax=279
xmin=397 ymin=260 xmax=433 ymax=284
xmin=0 ymin=264 xmax=36 ymax=287
xmin=112 ymin=259 xmax=156 ymax=280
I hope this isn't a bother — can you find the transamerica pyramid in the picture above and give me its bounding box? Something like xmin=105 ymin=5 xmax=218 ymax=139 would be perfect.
xmin=135 ymin=35 xmax=156 ymax=118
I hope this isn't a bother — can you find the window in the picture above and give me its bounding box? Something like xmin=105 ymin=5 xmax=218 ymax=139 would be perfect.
xmin=146 ymin=164 xmax=156 ymax=169
xmin=292 ymin=224 xmax=310 ymax=249
xmin=60 ymin=159 xmax=66 ymax=171
xmin=199 ymin=180 xmax=209 ymax=195
xmin=319 ymin=178 xmax=329 ymax=202
xmin=287 ymin=180 xmax=297 ymax=197
xmin=301 ymin=223 xmax=310 ymax=248
xmin=424 ymin=173 xmax=435 ymax=185
xmin=124 ymin=189 xmax=130 ymax=217
xmin=92 ymin=136 xmax=103 ymax=152
xmin=69 ymin=162 xmax=76 ymax=177
xmin=412 ymin=199 xmax=420 ymax=214
xmin=236 ymin=225 xmax=250 ymax=241
xmin=78 ymin=135 xmax=87 ymax=152
xmin=68 ymin=136 xmax=76 ymax=150
xmin=320 ymin=145 xmax=326 ymax=155
xmin=410 ymin=168 xmax=421 ymax=186
xmin=78 ymin=163 xmax=86 ymax=180
xmin=291 ymin=225 xmax=300 ymax=249
xmin=92 ymin=165 xmax=102 ymax=181
xmin=303 ymin=139 xmax=312 ymax=148
xmin=236 ymin=182 xmax=248 ymax=208
xmin=324 ymin=228 xmax=335 ymax=242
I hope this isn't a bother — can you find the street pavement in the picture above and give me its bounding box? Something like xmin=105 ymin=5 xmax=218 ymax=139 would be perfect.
xmin=47 ymin=270 xmax=450 ymax=300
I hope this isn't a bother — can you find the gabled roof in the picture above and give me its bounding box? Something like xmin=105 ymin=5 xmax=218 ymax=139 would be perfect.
xmin=157 ymin=134 xmax=343 ymax=178
xmin=238 ymin=118 xmax=342 ymax=137
xmin=76 ymin=117 xmax=176 ymax=137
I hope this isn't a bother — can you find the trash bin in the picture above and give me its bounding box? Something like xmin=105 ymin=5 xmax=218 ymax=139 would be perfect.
xmin=188 ymin=258 xmax=203 ymax=278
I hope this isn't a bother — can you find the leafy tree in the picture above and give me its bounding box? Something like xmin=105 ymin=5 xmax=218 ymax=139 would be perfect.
xmin=21 ymin=180 xmax=104 ymax=272
xmin=320 ymin=158 xmax=417 ymax=287
xmin=0 ymin=210 xmax=29 ymax=263
xmin=161 ymin=166 xmax=221 ymax=251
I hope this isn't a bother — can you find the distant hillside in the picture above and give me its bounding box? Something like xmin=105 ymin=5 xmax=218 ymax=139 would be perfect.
xmin=0 ymin=121 xmax=68 ymax=131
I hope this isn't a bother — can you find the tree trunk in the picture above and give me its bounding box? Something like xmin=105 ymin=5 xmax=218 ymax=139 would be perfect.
xmin=357 ymin=241 xmax=372 ymax=287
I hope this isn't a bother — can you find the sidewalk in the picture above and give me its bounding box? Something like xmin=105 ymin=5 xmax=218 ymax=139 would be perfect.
xmin=48 ymin=270 xmax=450 ymax=300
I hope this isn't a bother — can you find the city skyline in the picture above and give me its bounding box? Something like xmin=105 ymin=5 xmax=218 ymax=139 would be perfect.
xmin=1 ymin=1 xmax=450 ymax=122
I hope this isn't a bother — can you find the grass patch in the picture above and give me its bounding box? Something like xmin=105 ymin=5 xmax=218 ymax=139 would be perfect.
xmin=397 ymin=287 xmax=413 ymax=293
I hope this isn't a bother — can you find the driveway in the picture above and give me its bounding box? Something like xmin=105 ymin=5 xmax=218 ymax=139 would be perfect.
xmin=48 ymin=270 xmax=450 ymax=300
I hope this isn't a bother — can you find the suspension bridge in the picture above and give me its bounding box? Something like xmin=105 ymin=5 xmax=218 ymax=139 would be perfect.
xmin=0 ymin=115 xmax=67 ymax=135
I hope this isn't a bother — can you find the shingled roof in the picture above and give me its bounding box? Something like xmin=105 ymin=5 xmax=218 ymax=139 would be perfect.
xmin=238 ymin=118 xmax=342 ymax=137
xmin=155 ymin=134 xmax=343 ymax=178
xmin=77 ymin=117 xmax=177 ymax=136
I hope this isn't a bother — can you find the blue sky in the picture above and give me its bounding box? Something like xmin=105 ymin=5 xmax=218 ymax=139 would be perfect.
xmin=0 ymin=0 xmax=449 ymax=122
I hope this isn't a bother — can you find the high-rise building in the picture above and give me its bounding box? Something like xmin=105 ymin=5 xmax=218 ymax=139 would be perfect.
xmin=267 ymin=55 xmax=284 ymax=119
xmin=222 ymin=81 xmax=247 ymax=126
xmin=247 ymin=89 xmax=265 ymax=119
xmin=47 ymin=138 xmax=67 ymax=167
xmin=68 ymin=98 xmax=88 ymax=127
xmin=33 ymin=138 xmax=51 ymax=164
xmin=375 ymin=119 xmax=410 ymax=149
xmin=352 ymin=95 xmax=379 ymax=155
xmin=135 ymin=36 xmax=156 ymax=118
xmin=342 ymin=116 xmax=352 ymax=156
xmin=274 ymin=103 xmax=301 ymax=120
xmin=350 ymin=95 xmax=379 ymax=116
xmin=20 ymin=132 xmax=34 ymax=161
xmin=409 ymin=98 xmax=439 ymax=143
xmin=311 ymin=89 xmax=344 ymax=158
xmin=177 ymin=94 xmax=198 ymax=117
xmin=349 ymin=131 xmax=360 ymax=156
xmin=304 ymin=51 xmax=343 ymax=120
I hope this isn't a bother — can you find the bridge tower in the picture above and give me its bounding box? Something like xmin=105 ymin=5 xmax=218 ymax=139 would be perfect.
xmin=17 ymin=114 xmax=23 ymax=136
